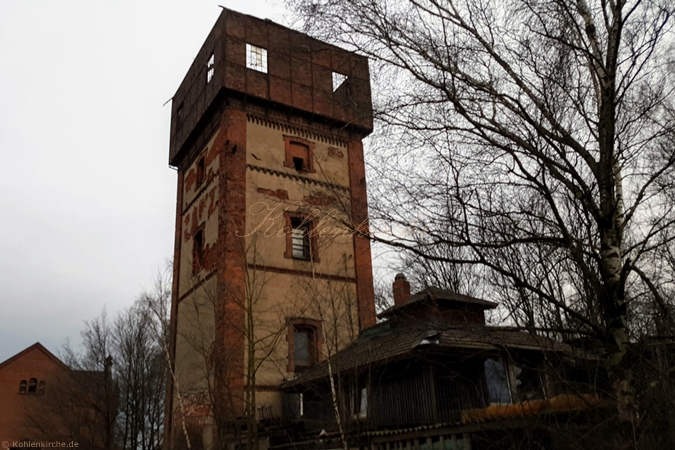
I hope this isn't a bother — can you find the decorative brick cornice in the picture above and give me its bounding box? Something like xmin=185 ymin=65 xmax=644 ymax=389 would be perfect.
xmin=247 ymin=164 xmax=349 ymax=192
xmin=247 ymin=264 xmax=356 ymax=283
xmin=246 ymin=113 xmax=349 ymax=147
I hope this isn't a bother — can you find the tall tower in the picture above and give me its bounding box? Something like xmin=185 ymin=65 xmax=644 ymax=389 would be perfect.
xmin=165 ymin=8 xmax=375 ymax=449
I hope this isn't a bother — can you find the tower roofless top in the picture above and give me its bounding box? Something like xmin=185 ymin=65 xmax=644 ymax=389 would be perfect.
xmin=169 ymin=8 xmax=374 ymax=166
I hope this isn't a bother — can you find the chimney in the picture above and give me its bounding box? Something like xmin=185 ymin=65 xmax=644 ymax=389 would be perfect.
xmin=392 ymin=273 xmax=411 ymax=306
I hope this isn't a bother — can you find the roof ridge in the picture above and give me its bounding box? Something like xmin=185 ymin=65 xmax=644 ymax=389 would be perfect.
xmin=0 ymin=342 xmax=69 ymax=371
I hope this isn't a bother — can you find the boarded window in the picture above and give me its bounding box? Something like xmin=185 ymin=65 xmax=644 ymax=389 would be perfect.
xmin=38 ymin=381 xmax=46 ymax=395
xmin=19 ymin=380 xmax=27 ymax=394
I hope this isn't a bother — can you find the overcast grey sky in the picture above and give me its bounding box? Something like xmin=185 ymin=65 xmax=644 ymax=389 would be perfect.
xmin=0 ymin=0 xmax=288 ymax=363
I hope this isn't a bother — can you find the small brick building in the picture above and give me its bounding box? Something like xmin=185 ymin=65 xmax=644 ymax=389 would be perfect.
xmin=0 ymin=343 xmax=70 ymax=442
xmin=0 ymin=343 xmax=112 ymax=447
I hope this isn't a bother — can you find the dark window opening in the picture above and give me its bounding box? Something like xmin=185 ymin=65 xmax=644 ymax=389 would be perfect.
xmin=38 ymin=381 xmax=46 ymax=395
xmin=514 ymin=365 xmax=545 ymax=401
xmin=28 ymin=378 xmax=37 ymax=394
xmin=19 ymin=380 xmax=27 ymax=394
xmin=293 ymin=325 xmax=317 ymax=371
xmin=291 ymin=217 xmax=310 ymax=259
xmin=193 ymin=229 xmax=204 ymax=272
xmin=196 ymin=155 xmax=206 ymax=187
xmin=484 ymin=358 xmax=511 ymax=404
xmin=289 ymin=142 xmax=309 ymax=171
xmin=283 ymin=136 xmax=314 ymax=173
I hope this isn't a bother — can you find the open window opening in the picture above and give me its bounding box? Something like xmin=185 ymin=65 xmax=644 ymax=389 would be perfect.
xmin=28 ymin=378 xmax=37 ymax=394
xmin=292 ymin=157 xmax=304 ymax=171
xmin=196 ymin=155 xmax=206 ymax=187
xmin=332 ymin=72 xmax=348 ymax=92
xmin=283 ymin=135 xmax=314 ymax=172
xmin=290 ymin=143 xmax=309 ymax=171
xmin=246 ymin=43 xmax=268 ymax=73
xmin=206 ymin=53 xmax=215 ymax=83
xmin=513 ymin=364 xmax=545 ymax=401
xmin=484 ymin=358 xmax=511 ymax=404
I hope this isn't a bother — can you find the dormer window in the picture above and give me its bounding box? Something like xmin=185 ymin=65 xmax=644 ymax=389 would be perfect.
xmin=246 ymin=44 xmax=268 ymax=73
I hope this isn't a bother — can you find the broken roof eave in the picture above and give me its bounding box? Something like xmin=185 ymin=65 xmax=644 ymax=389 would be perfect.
xmin=282 ymin=326 xmax=594 ymax=390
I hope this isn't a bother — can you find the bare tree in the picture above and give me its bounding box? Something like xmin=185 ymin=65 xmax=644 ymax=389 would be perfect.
xmin=286 ymin=0 xmax=675 ymax=445
xmin=170 ymin=237 xmax=297 ymax=450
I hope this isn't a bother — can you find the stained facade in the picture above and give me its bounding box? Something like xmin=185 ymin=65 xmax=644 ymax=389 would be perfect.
xmin=165 ymin=8 xmax=376 ymax=448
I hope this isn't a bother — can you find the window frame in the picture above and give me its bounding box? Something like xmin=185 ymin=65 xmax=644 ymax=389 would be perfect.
xmin=245 ymin=43 xmax=268 ymax=73
xmin=196 ymin=154 xmax=206 ymax=188
xmin=484 ymin=357 xmax=512 ymax=405
xmin=206 ymin=53 xmax=215 ymax=83
xmin=283 ymin=135 xmax=315 ymax=173
xmin=28 ymin=378 xmax=37 ymax=394
xmin=284 ymin=211 xmax=318 ymax=262
xmin=287 ymin=318 xmax=322 ymax=373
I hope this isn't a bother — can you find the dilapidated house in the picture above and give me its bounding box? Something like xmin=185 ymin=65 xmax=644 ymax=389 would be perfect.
xmin=275 ymin=275 xmax=604 ymax=450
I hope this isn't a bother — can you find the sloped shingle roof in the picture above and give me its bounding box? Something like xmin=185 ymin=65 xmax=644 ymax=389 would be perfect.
xmin=284 ymin=323 xmax=582 ymax=388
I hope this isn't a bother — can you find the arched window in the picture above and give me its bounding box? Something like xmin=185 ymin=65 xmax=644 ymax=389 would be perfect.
xmin=287 ymin=318 xmax=322 ymax=373
xmin=28 ymin=378 xmax=37 ymax=394
xmin=38 ymin=381 xmax=46 ymax=395
xmin=19 ymin=380 xmax=27 ymax=394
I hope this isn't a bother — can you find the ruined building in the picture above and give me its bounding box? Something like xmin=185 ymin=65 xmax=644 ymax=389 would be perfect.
xmin=165 ymin=8 xmax=376 ymax=448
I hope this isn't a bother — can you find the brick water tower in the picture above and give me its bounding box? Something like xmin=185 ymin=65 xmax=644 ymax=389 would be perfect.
xmin=165 ymin=8 xmax=375 ymax=449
